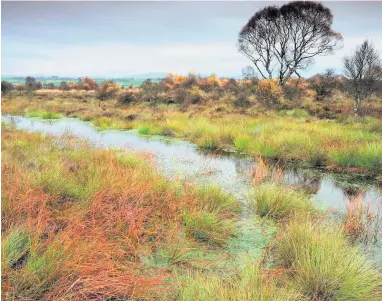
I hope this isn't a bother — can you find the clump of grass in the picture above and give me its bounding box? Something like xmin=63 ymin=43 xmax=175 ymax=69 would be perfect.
xmin=2 ymin=226 xmax=32 ymax=269
xmin=234 ymin=135 xmax=251 ymax=152
xmin=178 ymin=260 xmax=302 ymax=301
xmin=251 ymin=184 xmax=314 ymax=221
xmin=343 ymin=194 xmax=382 ymax=245
xmin=358 ymin=143 xmax=382 ymax=170
xmin=183 ymin=185 xmax=239 ymax=246
xmin=138 ymin=124 xmax=154 ymax=135
xmin=198 ymin=135 xmax=219 ymax=151
xmin=91 ymin=116 xmax=119 ymax=130
xmin=184 ymin=211 xmax=236 ymax=246
xmin=12 ymin=242 xmax=65 ymax=300
xmin=116 ymin=152 xmax=145 ymax=168
xmin=194 ymin=185 xmax=239 ymax=214
xmin=27 ymin=111 xmax=61 ymax=119
xmin=273 ymin=219 xmax=382 ymax=301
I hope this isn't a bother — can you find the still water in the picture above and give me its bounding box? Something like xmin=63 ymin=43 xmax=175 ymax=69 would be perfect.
xmin=3 ymin=115 xmax=380 ymax=210
xmin=2 ymin=115 xmax=382 ymax=267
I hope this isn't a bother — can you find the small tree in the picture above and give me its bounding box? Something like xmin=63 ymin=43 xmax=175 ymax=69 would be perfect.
xmin=1 ymin=81 xmax=14 ymax=95
xmin=25 ymin=76 xmax=41 ymax=101
xmin=343 ymin=40 xmax=382 ymax=116
xmin=238 ymin=1 xmax=342 ymax=85
xmin=43 ymin=82 xmax=55 ymax=89
xmin=242 ymin=66 xmax=256 ymax=80
xmin=15 ymin=84 xmax=25 ymax=95
xmin=25 ymin=76 xmax=42 ymax=91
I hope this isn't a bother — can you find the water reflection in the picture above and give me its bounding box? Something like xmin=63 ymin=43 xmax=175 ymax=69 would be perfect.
xmin=2 ymin=115 xmax=381 ymax=213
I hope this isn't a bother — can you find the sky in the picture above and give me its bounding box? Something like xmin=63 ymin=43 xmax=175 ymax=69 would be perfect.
xmin=2 ymin=1 xmax=382 ymax=78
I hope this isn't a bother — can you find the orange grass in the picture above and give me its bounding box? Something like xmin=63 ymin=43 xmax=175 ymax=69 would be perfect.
xmin=1 ymin=125 xmax=238 ymax=300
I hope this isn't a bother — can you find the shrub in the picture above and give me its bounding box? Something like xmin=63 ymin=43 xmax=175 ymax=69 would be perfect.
xmin=188 ymin=85 xmax=206 ymax=103
xmin=256 ymin=79 xmax=283 ymax=105
xmin=1 ymin=80 xmax=14 ymax=95
xmin=77 ymin=77 xmax=99 ymax=90
xmin=97 ymin=80 xmax=121 ymax=100
xmin=233 ymin=93 xmax=251 ymax=107
xmin=118 ymin=90 xmax=137 ymax=104
xmin=283 ymin=78 xmax=310 ymax=103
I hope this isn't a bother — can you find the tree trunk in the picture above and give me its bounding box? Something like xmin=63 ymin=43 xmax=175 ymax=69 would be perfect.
xmin=353 ymin=95 xmax=360 ymax=117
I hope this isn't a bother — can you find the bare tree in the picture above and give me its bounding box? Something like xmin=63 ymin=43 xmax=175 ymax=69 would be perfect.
xmin=238 ymin=1 xmax=343 ymax=85
xmin=344 ymin=40 xmax=382 ymax=116
xmin=241 ymin=66 xmax=256 ymax=80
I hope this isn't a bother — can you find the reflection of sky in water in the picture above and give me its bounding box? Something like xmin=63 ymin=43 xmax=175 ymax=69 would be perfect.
xmin=4 ymin=115 xmax=380 ymax=212
xmin=3 ymin=115 xmax=382 ymax=267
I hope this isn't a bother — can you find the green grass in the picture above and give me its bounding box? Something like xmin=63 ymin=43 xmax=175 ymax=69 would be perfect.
xmin=27 ymin=111 xmax=61 ymax=119
xmin=12 ymin=241 xmax=65 ymax=300
xmin=183 ymin=185 xmax=239 ymax=246
xmin=251 ymin=184 xmax=315 ymax=221
xmin=178 ymin=260 xmax=302 ymax=301
xmin=184 ymin=211 xmax=236 ymax=246
xmin=234 ymin=135 xmax=251 ymax=152
xmin=91 ymin=116 xmax=131 ymax=130
xmin=4 ymin=93 xmax=382 ymax=173
xmin=273 ymin=219 xmax=382 ymax=301
xmin=198 ymin=135 xmax=219 ymax=151
xmin=2 ymin=226 xmax=32 ymax=269
xmin=138 ymin=124 xmax=155 ymax=135
xmin=330 ymin=142 xmax=382 ymax=171
xmin=194 ymin=185 xmax=239 ymax=214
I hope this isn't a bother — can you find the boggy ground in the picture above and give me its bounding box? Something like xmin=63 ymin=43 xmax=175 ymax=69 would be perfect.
xmin=2 ymin=124 xmax=382 ymax=301
xmin=2 ymin=91 xmax=382 ymax=180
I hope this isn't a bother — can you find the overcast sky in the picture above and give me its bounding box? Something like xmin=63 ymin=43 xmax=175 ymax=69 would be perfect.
xmin=2 ymin=1 xmax=382 ymax=77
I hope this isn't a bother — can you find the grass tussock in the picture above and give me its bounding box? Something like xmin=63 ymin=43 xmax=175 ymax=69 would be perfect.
xmin=1 ymin=125 xmax=239 ymax=300
xmin=178 ymin=261 xmax=303 ymax=301
xmin=251 ymin=183 xmax=315 ymax=221
xmin=273 ymin=219 xmax=382 ymax=301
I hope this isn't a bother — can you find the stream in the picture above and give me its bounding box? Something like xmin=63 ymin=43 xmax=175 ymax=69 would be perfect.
xmin=2 ymin=115 xmax=382 ymax=267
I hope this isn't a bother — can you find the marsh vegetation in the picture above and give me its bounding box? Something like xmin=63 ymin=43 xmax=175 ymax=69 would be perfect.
xmin=2 ymin=1 xmax=382 ymax=300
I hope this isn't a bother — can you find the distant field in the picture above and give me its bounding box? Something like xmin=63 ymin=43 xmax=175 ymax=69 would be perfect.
xmin=1 ymin=77 xmax=160 ymax=87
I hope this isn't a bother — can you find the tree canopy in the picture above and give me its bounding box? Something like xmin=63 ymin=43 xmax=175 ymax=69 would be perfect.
xmin=238 ymin=1 xmax=343 ymax=85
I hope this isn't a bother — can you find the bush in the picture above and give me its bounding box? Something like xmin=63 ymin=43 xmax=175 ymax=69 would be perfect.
xmin=118 ymin=91 xmax=137 ymax=104
xmin=256 ymin=79 xmax=283 ymax=105
xmin=283 ymin=78 xmax=310 ymax=102
xmin=233 ymin=94 xmax=251 ymax=107
xmin=97 ymin=80 xmax=121 ymax=100
xmin=77 ymin=77 xmax=99 ymax=90
xmin=1 ymin=81 xmax=14 ymax=95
